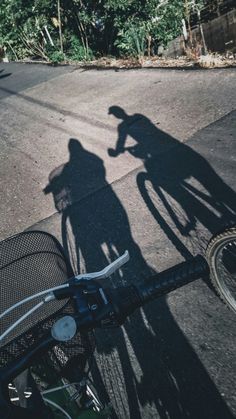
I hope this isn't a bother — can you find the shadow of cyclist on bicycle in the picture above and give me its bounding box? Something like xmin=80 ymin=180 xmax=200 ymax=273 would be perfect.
xmin=44 ymin=135 xmax=235 ymax=419
xmin=44 ymin=137 xmax=157 ymax=418
xmin=108 ymin=106 xmax=236 ymax=244
xmin=44 ymin=137 xmax=149 ymax=280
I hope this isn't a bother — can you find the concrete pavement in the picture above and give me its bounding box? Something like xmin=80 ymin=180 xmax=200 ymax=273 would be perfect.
xmin=0 ymin=63 xmax=236 ymax=418
xmin=0 ymin=63 xmax=235 ymax=239
xmin=29 ymin=110 xmax=236 ymax=419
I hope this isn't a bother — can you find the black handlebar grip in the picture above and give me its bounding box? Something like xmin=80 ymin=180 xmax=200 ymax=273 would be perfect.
xmin=106 ymin=285 xmax=142 ymax=324
xmin=137 ymin=255 xmax=209 ymax=305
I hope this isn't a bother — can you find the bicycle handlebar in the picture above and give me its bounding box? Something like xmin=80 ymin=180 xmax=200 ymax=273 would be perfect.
xmin=0 ymin=255 xmax=209 ymax=418
xmin=138 ymin=255 xmax=209 ymax=304
xmin=106 ymin=255 xmax=209 ymax=324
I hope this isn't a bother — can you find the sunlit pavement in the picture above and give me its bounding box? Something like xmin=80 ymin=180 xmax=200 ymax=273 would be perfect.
xmin=0 ymin=63 xmax=235 ymax=418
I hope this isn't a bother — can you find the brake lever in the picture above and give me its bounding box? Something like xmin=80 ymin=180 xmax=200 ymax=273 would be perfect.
xmin=74 ymin=251 xmax=129 ymax=282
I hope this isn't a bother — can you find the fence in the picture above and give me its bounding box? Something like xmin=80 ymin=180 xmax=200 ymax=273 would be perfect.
xmin=164 ymin=7 xmax=236 ymax=57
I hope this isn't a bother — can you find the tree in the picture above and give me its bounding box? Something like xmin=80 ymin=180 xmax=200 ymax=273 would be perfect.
xmin=0 ymin=1 xmax=200 ymax=61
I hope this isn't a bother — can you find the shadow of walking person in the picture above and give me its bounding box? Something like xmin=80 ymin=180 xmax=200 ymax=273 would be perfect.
xmin=44 ymin=137 xmax=234 ymax=419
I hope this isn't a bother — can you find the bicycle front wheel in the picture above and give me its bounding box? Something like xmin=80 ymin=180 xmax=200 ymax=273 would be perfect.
xmin=206 ymin=227 xmax=236 ymax=314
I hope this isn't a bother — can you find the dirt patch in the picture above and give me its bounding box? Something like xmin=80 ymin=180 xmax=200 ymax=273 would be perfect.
xmin=15 ymin=54 xmax=236 ymax=69
xmin=73 ymin=55 xmax=236 ymax=70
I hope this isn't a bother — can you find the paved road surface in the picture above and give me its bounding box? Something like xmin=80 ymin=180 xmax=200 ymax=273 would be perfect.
xmin=0 ymin=63 xmax=235 ymax=418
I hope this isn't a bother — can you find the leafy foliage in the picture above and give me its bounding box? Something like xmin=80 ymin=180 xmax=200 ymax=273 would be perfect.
xmin=67 ymin=35 xmax=93 ymax=61
xmin=115 ymin=24 xmax=147 ymax=57
xmin=0 ymin=0 xmax=208 ymax=61
xmin=46 ymin=49 xmax=65 ymax=64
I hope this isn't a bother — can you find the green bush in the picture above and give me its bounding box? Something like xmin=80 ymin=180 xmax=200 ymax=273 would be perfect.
xmin=115 ymin=24 xmax=147 ymax=58
xmin=47 ymin=49 xmax=65 ymax=64
xmin=67 ymin=35 xmax=93 ymax=61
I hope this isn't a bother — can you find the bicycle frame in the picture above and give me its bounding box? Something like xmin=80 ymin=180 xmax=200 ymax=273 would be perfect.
xmin=10 ymin=373 xmax=108 ymax=419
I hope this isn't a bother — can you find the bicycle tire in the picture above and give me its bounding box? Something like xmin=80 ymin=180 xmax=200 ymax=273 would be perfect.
xmin=206 ymin=227 xmax=236 ymax=314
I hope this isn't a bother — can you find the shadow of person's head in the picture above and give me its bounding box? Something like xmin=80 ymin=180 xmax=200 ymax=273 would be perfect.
xmin=108 ymin=105 xmax=128 ymax=120
xmin=68 ymin=138 xmax=84 ymax=160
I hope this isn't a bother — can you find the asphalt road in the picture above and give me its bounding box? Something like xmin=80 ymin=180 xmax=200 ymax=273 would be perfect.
xmin=0 ymin=63 xmax=236 ymax=418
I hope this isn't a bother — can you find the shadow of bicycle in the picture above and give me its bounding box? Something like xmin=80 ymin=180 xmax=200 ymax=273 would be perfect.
xmin=44 ymin=125 xmax=235 ymax=418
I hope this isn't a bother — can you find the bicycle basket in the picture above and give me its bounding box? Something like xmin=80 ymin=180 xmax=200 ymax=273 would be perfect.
xmin=0 ymin=230 xmax=94 ymax=375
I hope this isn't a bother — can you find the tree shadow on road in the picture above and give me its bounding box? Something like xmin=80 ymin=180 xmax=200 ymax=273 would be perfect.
xmin=0 ymin=69 xmax=11 ymax=80
xmin=44 ymin=136 xmax=235 ymax=419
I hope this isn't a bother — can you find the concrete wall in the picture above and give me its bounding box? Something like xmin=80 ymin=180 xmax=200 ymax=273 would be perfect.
xmin=163 ymin=36 xmax=185 ymax=58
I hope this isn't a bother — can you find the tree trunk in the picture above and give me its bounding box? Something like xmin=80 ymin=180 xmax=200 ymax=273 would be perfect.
xmin=58 ymin=0 xmax=63 ymax=53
